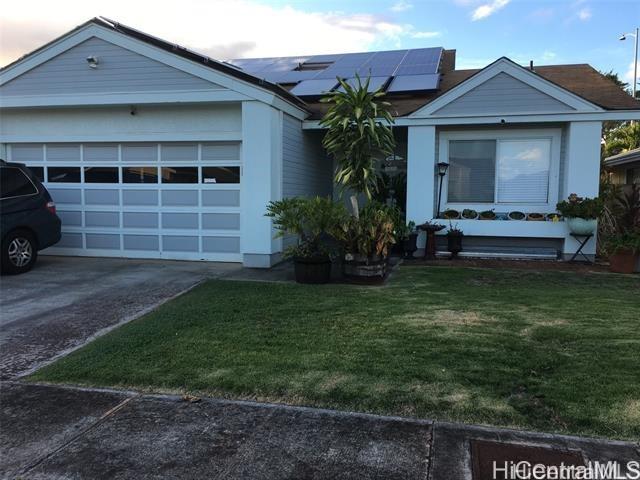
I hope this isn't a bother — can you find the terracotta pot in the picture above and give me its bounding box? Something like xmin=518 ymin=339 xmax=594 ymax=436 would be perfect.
xmin=609 ymin=249 xmax=639 ymax=274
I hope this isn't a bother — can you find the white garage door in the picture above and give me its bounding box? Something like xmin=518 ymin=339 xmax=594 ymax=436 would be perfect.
xmin=7 ymin=142 xmax=242 ymax=262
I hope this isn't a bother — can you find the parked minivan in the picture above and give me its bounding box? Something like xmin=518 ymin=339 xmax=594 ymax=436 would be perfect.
xmin=0 ymin=160 xmax=61 ymax=274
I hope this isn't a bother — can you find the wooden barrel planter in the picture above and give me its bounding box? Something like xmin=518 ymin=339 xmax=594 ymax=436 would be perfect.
xmin=343 ymin=254 xmax=388 ymax=282
xmin=293 ymin=256 xmax=332 ymax=284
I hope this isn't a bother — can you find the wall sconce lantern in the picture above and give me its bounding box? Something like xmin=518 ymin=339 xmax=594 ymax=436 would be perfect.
xmin=436 ymin=162 xmax=449 ymax=218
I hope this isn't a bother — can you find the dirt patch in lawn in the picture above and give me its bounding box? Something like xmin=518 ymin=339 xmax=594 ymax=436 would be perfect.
xmin=399 ymin=309 xmax=495 ymax=328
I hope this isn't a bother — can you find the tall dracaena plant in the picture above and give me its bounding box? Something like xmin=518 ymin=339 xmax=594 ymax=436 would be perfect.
xmin=319 ymin=75 xmax=395 ymax=217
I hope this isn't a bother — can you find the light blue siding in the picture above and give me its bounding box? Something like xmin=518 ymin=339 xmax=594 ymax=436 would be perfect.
xmin=0 ymin=37 xmax=221 ymax=96
xmin=434 ymin=73 xmax=575 ymax=116
xmin=282 ymin=114 xmax=333 ymax=199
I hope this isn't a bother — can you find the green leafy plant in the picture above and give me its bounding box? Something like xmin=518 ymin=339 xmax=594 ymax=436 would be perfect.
xmin=320 ymin=75 xmax=396 ymax=213
xmin=602 ymin=230 xmax=640 ymax=255
xmin=396 ymin=220 xmax=417 ymax=241
xmin=336 ymin=202 xmax=396 ymax=258
xmin=442 ymin=209 xmax=460 ymax=219
xmin=479 ymin=209 xmax=496 ymax=220
xmin=556 ymin=194 xmax=603 ymax=219
xmin=462 ymin=209 xmax=478 ymax=219
xmin=266 ymin=197 xmax=348 ymax=260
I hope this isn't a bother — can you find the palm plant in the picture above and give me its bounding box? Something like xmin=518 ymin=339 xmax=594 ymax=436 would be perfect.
xmin=319 ymin=75 xmax=396 ymax=216
xmin=602 ymin=122 xmax=640 ymax=158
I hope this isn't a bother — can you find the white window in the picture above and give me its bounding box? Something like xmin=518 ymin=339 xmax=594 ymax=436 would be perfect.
xmin=496 ymin=139 xmax=551 ymax=204
xmin=443 ymin=130 xmax=560 ymax=209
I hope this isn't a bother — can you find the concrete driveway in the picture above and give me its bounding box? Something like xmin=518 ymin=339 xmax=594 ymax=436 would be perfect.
xmin=0 ymin=255 xmax=240 ymax=379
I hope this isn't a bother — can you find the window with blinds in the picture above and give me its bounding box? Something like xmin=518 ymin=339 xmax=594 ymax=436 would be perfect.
xmin=447 ymin=138 xmax=552 ymax=204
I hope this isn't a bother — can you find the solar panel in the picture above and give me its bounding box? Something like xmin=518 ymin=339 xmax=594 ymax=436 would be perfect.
xmin=386 ymin=73 xmax=440 ymax=93
xmin=290 ymin=78 xmax=339 ymax=96
xmin=337 ymin=76 xmax=390 ymax=92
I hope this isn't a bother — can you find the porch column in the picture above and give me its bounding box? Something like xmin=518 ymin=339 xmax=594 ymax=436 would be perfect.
xmin=562 ymin=121 xmax=602 ymax=258
xmin=406 ymin=125 xmax=436 ymax=249
xmin=240 ymin=101 xmax=283 ymax=268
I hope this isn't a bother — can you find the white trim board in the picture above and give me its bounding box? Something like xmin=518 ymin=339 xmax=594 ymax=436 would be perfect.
xmin=0 ymin=23 xmax=308 ymax=120
xmin=410 ymin=58 xmax=603 ymax=118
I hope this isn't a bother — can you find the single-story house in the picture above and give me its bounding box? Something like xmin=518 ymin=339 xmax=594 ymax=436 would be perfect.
xmin=604 ymin=147 xmax=640 ymax=185
xmin=1 ymin=17 xmax=639 ymax=266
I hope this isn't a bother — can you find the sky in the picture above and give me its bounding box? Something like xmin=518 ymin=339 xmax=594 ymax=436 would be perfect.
xmin=1 ymin=0 xmax=638 ymax=89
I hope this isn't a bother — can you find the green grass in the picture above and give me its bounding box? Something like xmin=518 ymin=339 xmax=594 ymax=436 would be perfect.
xmin=31 ymin=266 xmax=640 ymax=439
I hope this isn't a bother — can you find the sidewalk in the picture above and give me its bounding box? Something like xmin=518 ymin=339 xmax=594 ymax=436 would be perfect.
xmin=2 ymin=382 xmax=638 ymax=479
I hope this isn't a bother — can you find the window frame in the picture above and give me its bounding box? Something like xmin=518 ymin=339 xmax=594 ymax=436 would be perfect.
xmin=439 ymin=129 xmax=562 ymax=212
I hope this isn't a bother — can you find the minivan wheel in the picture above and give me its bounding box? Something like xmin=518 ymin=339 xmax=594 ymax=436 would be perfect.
xmin=1 ymin=230 xmax=38 ymax=275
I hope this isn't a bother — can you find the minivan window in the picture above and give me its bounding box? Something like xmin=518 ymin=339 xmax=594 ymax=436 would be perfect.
xmin=0 ymin=167 xmax=38 ymax=200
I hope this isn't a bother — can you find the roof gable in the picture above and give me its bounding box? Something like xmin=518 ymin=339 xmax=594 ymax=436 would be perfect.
xmin=432 ymin=71 xmax=575 ymax=115
xmin=0 ymin=36 xmax=221 ymax=97
xmin=410 ymin=57 xmax=603 ymax=118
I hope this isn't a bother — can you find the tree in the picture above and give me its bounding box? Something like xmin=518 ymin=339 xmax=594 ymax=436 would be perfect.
xmin=601 ymin=70 xmax=629 ymax=91
xmin=319 ymin=75 xmax=396 ymax=216
xmin=602 ymin=122 xmax=640 ymax=159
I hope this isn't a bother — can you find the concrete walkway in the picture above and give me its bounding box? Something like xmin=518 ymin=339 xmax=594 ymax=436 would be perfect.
xmin=1 ymin=382 xmax=638 ymax=480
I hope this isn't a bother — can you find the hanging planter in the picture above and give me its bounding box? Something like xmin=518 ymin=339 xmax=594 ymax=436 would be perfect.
xmin=443 ymin=209 xmax=460 ymax=220
xmin=461 ymin=209 xmax=478 ymax=220
xmin=479 ymin=210 xmax=496 ymax=220
xmin=526 ymin=212 xmax=545 ymax=221
xmin=508 ymin=211 xmax=526 ymax=221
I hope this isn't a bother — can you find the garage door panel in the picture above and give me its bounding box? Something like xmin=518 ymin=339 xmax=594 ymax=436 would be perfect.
xmin=47 ymin=144 xmax=80 ymax=161
xmin=9 ymin=141 xmax=242 ymax=262
xmin=202 ymin=190 xmax=240 ymax=207
xmin=162 ymin=235 xmax=198 ymax=252
xmin=49 ymin=189 xmax=81 ymax=204
xmin=85 ymin=211 xmax=120 ymax=227
xmin=203 ymin=236 xmax=240 ymax=253
xmin=123 ymin=212 xmax=158 ymax=228
xmin=86 ymin=233 xmax=120 ymax=250
xmin=124 ymin=235 xmax=159 ymax=251
xmin=84 ymin=144 xmax=118 ymax=162
xmin=58 ymin=232 xmax=83 ymax=248
xmin=161 ymin=190 xmax=198 ymax=206
xmin=162 ymin=213 xmax=198 ymax=229
xmin=57 ymin=210 xmax=82 ymax=226
xmin=123 ymin=190 xmax=158 ymax=206
xmin=85 ymin=189 xmax=120 ymax=205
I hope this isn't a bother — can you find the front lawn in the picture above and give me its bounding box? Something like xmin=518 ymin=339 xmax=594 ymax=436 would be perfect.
xmin=31 ymin=266 xmax=640 ymax=439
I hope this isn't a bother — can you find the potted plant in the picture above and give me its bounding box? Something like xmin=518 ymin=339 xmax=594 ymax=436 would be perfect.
xmin=508 ymin=211 xmax=525 ymax=221
xmin=400 ymin=221 xmax=418 ymax=258
xmin=479 ymin=209 xmax=496 ymax=220
xmin=556 ymin=194 xmax=603 ymax=235
xmin=546 ymin=213 xmax=562 ymax=222
xmin=603 ymin=231 xmax=640 ymax=273
xmin=446 ymin=222 xmax=463 ymax=259
xmin=443 ymin=209 xmax=460 ymax=219
xmin=526 ymin=212 xmax=545 ymax=221
xmin=266 ymin=197 xmax=347 ymax=284
xmin=601 ymin=184 xmax=640 ymax=273
xmin=336 ymin=202 xmax=396 ymax=279
xmin=462 ymin=208 xmax=478 ymax=220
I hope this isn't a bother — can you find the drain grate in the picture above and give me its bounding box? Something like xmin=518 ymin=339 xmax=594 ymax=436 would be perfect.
xmin=471 ymin=439 xmax=584 ymax=480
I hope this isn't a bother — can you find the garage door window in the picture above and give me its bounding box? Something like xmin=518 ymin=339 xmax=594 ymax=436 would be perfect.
xmin=27 ymin=166 xmax=45 ymax=182
xmin=202 ymin=167 xmax=240 ymax=184
xmin=161 ymin=167 xmax=198 ymax=184
xmin=84 ymin=167 xmax=119 ymax=183
xmin=48 ymin=167 xmax=80 ymax=183
xmin=123 ymin=167 xmax=159 ymax=184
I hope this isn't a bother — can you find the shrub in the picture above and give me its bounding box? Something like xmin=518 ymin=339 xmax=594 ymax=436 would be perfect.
xmin=556 ymin=194 xmax=603 ymax=219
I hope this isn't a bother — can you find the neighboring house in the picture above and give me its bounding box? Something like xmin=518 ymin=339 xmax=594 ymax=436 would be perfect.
xmin=604 ymin=147 xmax=640 ymax=185
xmin=1 ymin=17 xmax=639 ymax=265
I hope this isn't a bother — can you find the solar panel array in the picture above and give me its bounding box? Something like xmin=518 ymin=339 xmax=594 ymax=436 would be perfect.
xmin=231 ymin=47 xmax=443 ymax=97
